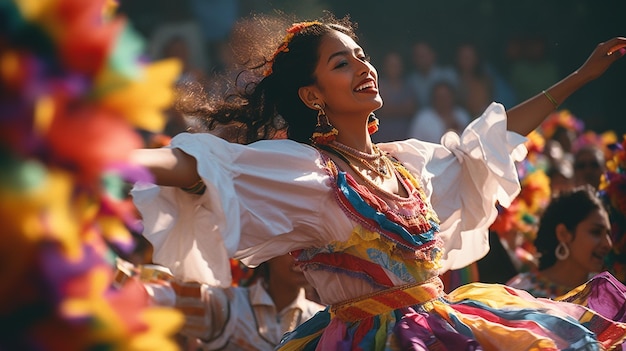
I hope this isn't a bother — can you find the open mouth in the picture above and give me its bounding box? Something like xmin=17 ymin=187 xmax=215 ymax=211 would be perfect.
xmin=354 ymin=80 xmax=376 ymax=92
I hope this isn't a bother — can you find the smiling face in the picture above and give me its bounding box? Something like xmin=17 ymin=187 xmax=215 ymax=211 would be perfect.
xmin=564 ymin=208 xmax=612 ymax=274
xmin=299 ymin=30 xmax=382 ymax=121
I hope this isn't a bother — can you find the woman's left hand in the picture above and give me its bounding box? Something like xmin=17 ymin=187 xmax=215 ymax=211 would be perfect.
xmin=577 ymin=37 xmax=626 ymax=82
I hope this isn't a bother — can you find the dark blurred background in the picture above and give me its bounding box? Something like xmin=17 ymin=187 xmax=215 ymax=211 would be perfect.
xmin=118 ymin=0 xmax=626 ymax=135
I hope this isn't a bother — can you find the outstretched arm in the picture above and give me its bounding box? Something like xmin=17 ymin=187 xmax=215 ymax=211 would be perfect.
xmin=130 ymin=147 xmax=200 ymax=188
xmin=506 ymin=37 xmax=626 ymax=136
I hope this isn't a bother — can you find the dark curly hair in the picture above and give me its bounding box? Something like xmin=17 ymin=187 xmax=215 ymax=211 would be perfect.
xmin=177 ymin=13 xmax=358 ymax=144
xmin=534 ymin=184 xmax=607 ymax=270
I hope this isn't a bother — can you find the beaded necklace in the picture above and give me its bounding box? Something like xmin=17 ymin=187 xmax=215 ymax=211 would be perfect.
xmin=318 ymin=145 xmax=406 ymax=200
xmin=327 ymin=141 xmax=393 ymax=179
xmin=329 ymin=141 xmax=382 ymax=160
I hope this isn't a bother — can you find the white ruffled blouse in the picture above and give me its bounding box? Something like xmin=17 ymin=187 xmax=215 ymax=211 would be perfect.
xmin=132 ymin=102 xmax=527 ymax=305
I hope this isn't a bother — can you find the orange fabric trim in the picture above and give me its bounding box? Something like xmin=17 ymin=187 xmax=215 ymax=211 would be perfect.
xmin=330 ymin=276 xmax=444 ymax=322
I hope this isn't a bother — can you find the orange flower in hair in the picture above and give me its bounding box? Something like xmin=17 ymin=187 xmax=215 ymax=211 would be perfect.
xmin=287 ymin=21 xmax=322 ymax=34
xmin=263 ymin=21 xmax=322 ymax=76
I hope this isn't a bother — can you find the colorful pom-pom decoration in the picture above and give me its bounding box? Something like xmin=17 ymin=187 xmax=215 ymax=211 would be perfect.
xmin=0 ymin=0 xmax=183 ymax=349
xmin=600 ymin=136 xmax=626 ymax=283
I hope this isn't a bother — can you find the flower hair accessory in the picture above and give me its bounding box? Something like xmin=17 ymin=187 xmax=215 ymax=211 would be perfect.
xmin=263 ymin=21 xmax=322 ymax=76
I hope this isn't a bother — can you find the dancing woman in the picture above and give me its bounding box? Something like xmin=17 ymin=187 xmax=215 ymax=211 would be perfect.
xmin=131 ymin=14 xmax=626 ymax=350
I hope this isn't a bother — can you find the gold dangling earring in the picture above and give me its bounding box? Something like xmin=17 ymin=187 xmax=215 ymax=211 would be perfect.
xmin=311 ymin=103 xmax=338 ymax=145
xmin=367 ymin=113 xmax=379 ymax=135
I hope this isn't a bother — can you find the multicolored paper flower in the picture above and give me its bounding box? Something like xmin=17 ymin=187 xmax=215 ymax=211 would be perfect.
xmin=573 ymin=129 xmax=618 ymax=159
xmin=539 ymin=109 xmax=585 ymax=142
xmin=489 ymin=133 xmax=551 ymax=272
xmin=0 ymin=0 xmax=183 ymax=349
xmin=600 ymin=136 xmax=626 ymax=283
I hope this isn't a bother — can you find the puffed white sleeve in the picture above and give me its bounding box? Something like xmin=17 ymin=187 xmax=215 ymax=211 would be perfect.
xmin=379 ymin=102 xmax=527 ymax=272
xmin=131 ymin=133 xmax=344 ymax=287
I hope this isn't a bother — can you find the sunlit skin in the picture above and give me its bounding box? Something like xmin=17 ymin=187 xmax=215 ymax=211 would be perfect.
xmin=541 ymin=208 xmax=612 ymax=289
xmin=297 ymin=31 xmax=411 ymax=196
xmin=299 ymin=30 xmax=383 ymax=142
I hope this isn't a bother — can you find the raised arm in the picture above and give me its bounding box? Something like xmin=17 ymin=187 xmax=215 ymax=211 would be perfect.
xmin=506 ymin=37 xmax=626 ymax=136
xmin=130 ymin=147 xmax=200 ymax=188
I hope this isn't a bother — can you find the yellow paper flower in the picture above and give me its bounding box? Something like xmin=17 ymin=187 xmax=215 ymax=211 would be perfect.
xmin=128 ymin=308 xmax=185 ymax=351
xmin=98 ymin=59 xmax=182 ymax=132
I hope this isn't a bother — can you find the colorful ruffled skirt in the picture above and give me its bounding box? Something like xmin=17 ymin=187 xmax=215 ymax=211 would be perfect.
xmin=278 ymin=272 xmax=626 ymax=350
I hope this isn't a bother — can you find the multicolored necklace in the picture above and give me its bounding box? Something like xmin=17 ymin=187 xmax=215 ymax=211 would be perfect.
xmin=328 ymin=141 xmax=393 ymax=179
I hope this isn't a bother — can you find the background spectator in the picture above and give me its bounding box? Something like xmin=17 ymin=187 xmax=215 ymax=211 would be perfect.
xmin=452 ymin=42 xmax=493 ymax=118
xmin=573 ymin=145 xmax=606 ymax=189
xmin=406 ymin=41 xmax=457 ymax=107
xmin=408 ymin=80 xmax=470 ymax=143
xmin=373 ymin=51 xmax=418 ymax=142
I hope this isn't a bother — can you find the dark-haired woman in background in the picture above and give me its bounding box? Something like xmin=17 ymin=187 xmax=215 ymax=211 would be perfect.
xmin=507 ymin=185 xmax=612 ymax=298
